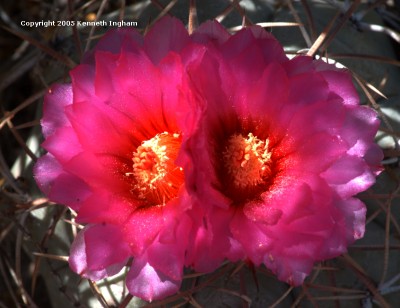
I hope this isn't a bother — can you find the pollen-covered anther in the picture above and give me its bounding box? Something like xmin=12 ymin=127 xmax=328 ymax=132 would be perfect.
xmin=223 ymin=133 xmax=272 ymax=189
xmin=131 ymin=132 xmax=183 ymax=205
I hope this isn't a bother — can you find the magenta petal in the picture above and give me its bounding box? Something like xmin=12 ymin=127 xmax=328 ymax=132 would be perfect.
xmin=33 ymin=154 xmax=62 ymax=195
xmin=186 ymin=49 xmax=233 ymax=120
xmin=283 ymin=55 xmax=314 ymax=76
xmin=111 ymin=50 xmax=180 ymax=136
xmin=228 ymin=41 xmax=266 ymax=84
xmin=222 ymin=28 xmax=256 ymax=59
xmin=76 ymin=190 xmax=133 ymax=224
xmin=158 ymin=53 xmax=192 ymax=130
xmin=287 ymin=71 xmax=329 ymax=107
xmin=70 ymin=64 xmax=96 ymax=103
xmin=65 ymin=152 xmax=128 ymax=192
xmin=33 ymin=154 xmax=90 ymax=211
xmin=231 ymin=212 xmax=273 ymax=265
xmin=113 ymin=48 xmax=158 ymax=96
xmin=270 ymin=71 xmax=329 ymax=131
xmin=265 ymin=254 xmax=314 ymax=286
xmin=84 ymin=224 xmax=130 ymax=271
xmin=82 ymin=28 xmax=143 ymax=64
xmin=69 ymin=228 xmax=104 ymax=279
xmin=317 ymin=67 xmax=359 ymax=106
xmin=41 ymin=84 xmax=73 ymax=138
xmin=48 ymin=173 xmax=91 ymax=211
xmin=69 ymin=227 xmax=126 ymax=280
xmin=94 ymin=51 xmax=119 ymax=100
xmin=191 ymin=20 xmax=230 ymax=45
xmin=286 ymin=100 xmax=345 ymax=140
xmin=244 ymin=201 xmax=282 ymax=225
xmin=41 ymin=126 xmax=82 ymax=164
xmin=245 ymin=62 xmax=289 ymax=121
xmin=256 ymin=37 xmax=288 ymax=64
xmin=288 ymin=132 xmax=347 ymax=173
xmin=66 ymin=102 xmax=133 ymax=155
xmin=94 ymin=28 xmax=143 ymax=54
xmin=222 ymin=27 xmax=286 ymax=64
xmin=147 ymin=243 xmax=184 ymax=282
xmin=186 ymin=205 xmax=237 ymax=272
xmin=126 ymin=257 xmax=180 ymax=302
xmin=123 ymin=207 xmax=165 ymax=256
xmin=147 ymin=214 xmax=190 ymax=280
xmin=341 ymin=106 xmax=380 ymax=151
xmin=321 ymin=154 xmax=377 ymax=198
xmin=364 ymin=143 xmax=384 ymax=175
xmin=144 ymin=16 xmax=190 ymax=64
xmin=335 ymin=198 xmax=366 ymax=242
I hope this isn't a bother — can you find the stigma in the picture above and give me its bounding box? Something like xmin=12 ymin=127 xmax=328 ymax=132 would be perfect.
xmin=130 ymin=132 xmax=183 ymax=205
xmin=223 ymin=133 xmax=272 ymax=189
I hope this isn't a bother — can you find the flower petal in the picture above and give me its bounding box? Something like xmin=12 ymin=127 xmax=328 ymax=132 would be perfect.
xmin=286 ymin=132 xmax=348 ymax=174
xmin=70 ymin=64 xmax=96 ymax=103
xmin=69 ymin=226 xmax=127 ymax=280
xmin=41 ymin=126 xmax=82 ymax=164
xmin=64 ymin=151 xmax=129 ymax=193
xmin=317 ymin=67 xmax=359 ymax=106
xmin=185 ymin=205 xmax=241 ymax=272
xmin=33 ymin=154 xmax=90 ymax=211
xmin=342 ymin=106 xmax=381 ymax=152
xmin=75 ymin=189 xmax=133 ymax=224
xmin=83 ymin=224 xmax=131 ymax=271
xmin=82 ymin=28 xmax=143 ymax=64
xmin=144 ymin=16 xmax=190 ymax=64
xmin=123 ymin=207 xmax=166 ymax=256
xmin=321 ymin=154 xmax=377 ymax=198
xmin=335 ymin=198 xmax=366 ymax=243
xmin=147 ymin=217 xmax=190 ymax=281
xmin=126 ymin=257 xmax=180 ymax=302
xmin=191 ymin=20 xmax=230 ymax=45
xmin=231 ymin=211 xmax=273 ymax=265
xmin=94 ymin=51 xmax=119 ymax=100
xmin=41 ymin=84 xmax=73 ymax=138
xmin=33 ymin=154 xmax=62 ymax=195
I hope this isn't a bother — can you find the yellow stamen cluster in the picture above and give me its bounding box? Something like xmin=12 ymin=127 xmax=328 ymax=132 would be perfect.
xmin=130 ymin=132 xmax=183 ymax=205
xmin=223 ymin=133 xmax=272 ymax=189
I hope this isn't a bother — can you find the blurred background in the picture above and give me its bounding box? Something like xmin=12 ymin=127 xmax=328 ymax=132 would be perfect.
xmin=0 ymin=0 xmax=399 ymax=307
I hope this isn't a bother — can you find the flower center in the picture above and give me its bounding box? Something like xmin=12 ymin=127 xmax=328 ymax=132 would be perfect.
xmin=131 ymin=132 xmax=183 ymax=205
xmin=223 ymin=133 xmax=272 ymax=189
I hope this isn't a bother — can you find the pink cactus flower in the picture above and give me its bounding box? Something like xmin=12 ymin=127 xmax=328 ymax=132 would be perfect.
xmin=184 ymin=21 xmax=383 ymax=285
xmin=35 ymin=15 xmax=383 ymax=301
xmin=34 ymin=18 xmax=200 ymax=301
